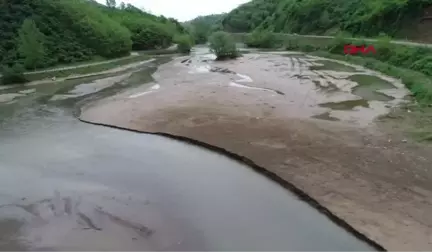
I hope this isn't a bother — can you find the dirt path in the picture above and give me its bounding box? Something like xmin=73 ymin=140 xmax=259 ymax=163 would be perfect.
xmin=80 ymin=50 xmax=432 ymax=250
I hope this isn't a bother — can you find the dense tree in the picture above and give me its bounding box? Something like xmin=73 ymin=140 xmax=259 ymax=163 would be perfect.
xmin=100 ymin=4 xmax=188 ymax=50
xmin=185 ymin=14 xmax=226 ymax=43
xmin=119 ymin=1 xmax=125 ymax=10
xmin=17 ymin=19 xmax=46 ymax=69
xmin=0 ymin=0 xmax=188 ymax=77
xmin=106 ymin=0 xmax=116 ymax=8
xmin=222 ymin=0 xmax=432 ymax=38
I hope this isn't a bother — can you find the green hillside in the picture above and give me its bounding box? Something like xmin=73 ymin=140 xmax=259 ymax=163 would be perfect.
xmin=222 ymin=0 xmax=432 ymax=39
xmin=0 ymin=0 xmax=186 ymax=73
xmin=185 ymin=14 xmax=226 ymax=43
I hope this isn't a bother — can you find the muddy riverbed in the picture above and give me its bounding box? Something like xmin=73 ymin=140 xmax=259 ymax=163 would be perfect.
xmin=0 ymin=56 xmax=376 ymax=250
xmin=81 ymin=47 xmax=432 ymax=250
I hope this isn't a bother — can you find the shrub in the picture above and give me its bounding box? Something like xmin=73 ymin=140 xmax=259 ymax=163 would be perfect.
xmin=209 ymin=31 xmax=240 ymax=60
xmin=175 ymin=35 xmax=193 ymax=54
xmin=1 ymin=64 xmax=27 ymax=85
xmin=245 ymin=31 xmax=279 ymax=48
xmin=131 ymin=23 xmax=173 ymax=50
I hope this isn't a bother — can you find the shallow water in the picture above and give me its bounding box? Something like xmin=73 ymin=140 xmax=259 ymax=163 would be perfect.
xmin=350 ymin=75 xmax=395 ymax=101
xmin=0 ymin=54 xmax=375 ymax=251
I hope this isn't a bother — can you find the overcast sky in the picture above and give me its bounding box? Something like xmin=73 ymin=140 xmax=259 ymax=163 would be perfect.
xmin=96 ymin=0 xmax=249 ymax=21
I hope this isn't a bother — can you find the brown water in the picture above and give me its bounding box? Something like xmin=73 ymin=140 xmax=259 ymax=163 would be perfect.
xmin=0 ymin=52 xmax=378 ymax=251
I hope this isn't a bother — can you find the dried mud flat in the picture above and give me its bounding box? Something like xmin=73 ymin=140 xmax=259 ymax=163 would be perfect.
xmin=81 ymin=49 xmax=432 ymax=250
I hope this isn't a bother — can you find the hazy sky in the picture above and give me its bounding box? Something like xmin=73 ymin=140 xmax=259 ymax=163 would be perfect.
xmin=96 ymin=0 xmax=250 ymax=21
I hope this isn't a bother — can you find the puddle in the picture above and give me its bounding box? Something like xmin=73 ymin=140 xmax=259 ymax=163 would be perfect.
xmin=312 ymin=112 xmax=340 ymax=121
xmin=49 ymin=74 xmax=130 ymax=101
xmin=350 ymin=75 xmax=395 ymax=101
xmin=319 ymin=99 xmax=369 ymax=110
xmin=310 ymin=60 xmax=357 ymax=72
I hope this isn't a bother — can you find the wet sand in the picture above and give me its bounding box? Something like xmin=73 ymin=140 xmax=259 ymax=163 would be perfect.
xmin=81 ymin=49 xmax=432 ymax=250
xmin=0 ymin=57 xmax=375 ymax=250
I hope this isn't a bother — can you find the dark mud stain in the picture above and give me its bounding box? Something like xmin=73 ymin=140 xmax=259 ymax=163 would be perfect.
xmin=312 ymin=112 xmax=341 ymax=121
xmin=319 ymin=99 xmax=369 ymax=110
xmin=210 ymin=67 xmax=236 ymax=74
xmin=78 ymin=212 xmax=102 ymax=231
xmin=0 ymin=219 xmax=27 ymax=250
xmin=313 ymin=80 xmax=339 ymax=92
xmin=95 ymin=209 xmax=154 ymax=237
xmin=310 ymin=60 xmax=357 ymax=72
xmin=282 ymin=54 xmax=306 ymax=58
xmin=350 ymin=75 xmax=395 ymax=102
xmin=291 ymin=74 xmax=311 ymax=80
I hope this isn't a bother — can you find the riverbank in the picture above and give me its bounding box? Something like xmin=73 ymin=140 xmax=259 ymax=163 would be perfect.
xmin=80 ymin=49 xmax=432 ymax=250
xmin=0 ymin=54 xmax=374 ymax=251
xmin=0 ymin=46 xmax=180 ymax=86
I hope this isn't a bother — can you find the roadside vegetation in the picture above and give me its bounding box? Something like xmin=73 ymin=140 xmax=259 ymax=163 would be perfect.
xmin=0 ymin=0 xmax=189 ymax=85
xmin=245 ymin=31 xmax=282 ymax=49
xmin=209 ymin=32 xmax=240 ymax=60
xmin=222 ymin=0 xmax=432 ymax=40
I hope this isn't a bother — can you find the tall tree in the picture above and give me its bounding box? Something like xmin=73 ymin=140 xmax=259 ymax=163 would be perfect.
xmin=106 ymin=0 xmax=116 ymax=8
xmin=17 ymin=19 xmax=46 ymax=70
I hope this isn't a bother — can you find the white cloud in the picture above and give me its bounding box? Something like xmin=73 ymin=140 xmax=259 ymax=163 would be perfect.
xmin=95 ymin=0 xmax=249 ymax=21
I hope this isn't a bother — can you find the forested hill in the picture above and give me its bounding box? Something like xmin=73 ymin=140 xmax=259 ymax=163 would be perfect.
xmin=222 ymin=0 xmax=432 ymax=41
xmin=0 ymin=0 xmax=187 ymax=71
xmin=184 ymin=14 xmax=226 ymax=44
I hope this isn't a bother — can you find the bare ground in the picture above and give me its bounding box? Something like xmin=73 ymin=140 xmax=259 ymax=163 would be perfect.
xmin=81 ymin=52 xmax=432 ymax=250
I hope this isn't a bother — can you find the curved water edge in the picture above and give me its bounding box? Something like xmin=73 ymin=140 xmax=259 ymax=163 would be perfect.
xmin=78 ymin=116 xmax=385 ymax=251
xmin=0 ymin=48 xmax=403 ymax=250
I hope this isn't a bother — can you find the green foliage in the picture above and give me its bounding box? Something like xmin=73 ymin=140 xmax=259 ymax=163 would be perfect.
xmin=106 ymin=0 xmax=116 ymax=8
xmin=0 ymin=0 xmax=184 ymax=73
xmin=1 ymin=64 xmax=27 ymax=85
xmin=186 ymin=14 xmax=225 ymax=44
xmin=245 ymin=31 xmax=280 ymax=48
xmin=102 ymin=5 xmax=189 ymax=50
xmin=17 ymin=19 xmax=46 ymax=70
xmin=175 ymin=35 xmax=193 ymax=54
xmin=223 ymin=0 xmax=432 ymax=39
xmin=222 ymin=0 xmax=279 ymax=32
xmin=209 ymin=31 xmax=240 ymax=60
xmin=130 ymin=23 xmax=172 ymax=50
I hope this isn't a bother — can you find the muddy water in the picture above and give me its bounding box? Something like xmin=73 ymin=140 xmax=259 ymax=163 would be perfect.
xmin=0 ymin=53 xmax=375 ymax=251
